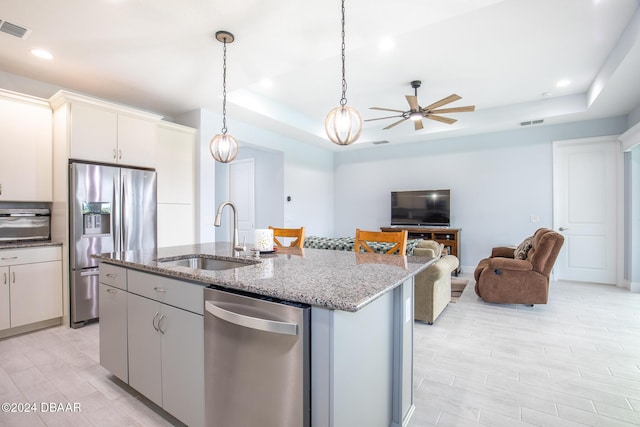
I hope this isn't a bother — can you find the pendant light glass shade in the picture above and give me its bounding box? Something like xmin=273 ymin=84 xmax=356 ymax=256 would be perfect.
xmin=210 ymin=133 xmax=238 ymax=163
xmin=325 ymin=0 xmax=362 ymax=146
xmin=211 ymin=30 xmax=238 ymax=163
xmin=325 ymin=104 xmax=362 ymax=145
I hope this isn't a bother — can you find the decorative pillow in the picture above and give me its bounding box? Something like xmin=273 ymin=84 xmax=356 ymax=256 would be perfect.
xmin=514 ymin=236 xmax=533 ymax=260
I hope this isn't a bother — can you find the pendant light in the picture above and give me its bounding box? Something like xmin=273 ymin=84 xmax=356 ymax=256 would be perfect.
xmin=210 ymin=30 xmax=239 ymax=163
xmin=325 ymin=0 xmax=362 ymax=146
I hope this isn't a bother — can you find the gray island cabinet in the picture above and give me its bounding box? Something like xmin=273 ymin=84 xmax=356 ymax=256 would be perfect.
xmin=94 ymin=242 xmax=433 ymax=427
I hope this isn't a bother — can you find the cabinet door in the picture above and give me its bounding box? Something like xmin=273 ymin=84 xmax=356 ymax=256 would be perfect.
xmin=0 ymin=266 xmax=9 ymax=330
xmin=157 ymin=126 xmax=195 ymax=204
xmin=70 ymin=103 xmax=118 ymax=163
xmin=118 ymin=115 xmax=157 ymax=169
xmin=157 ymin=204 xmax=195 ymax=247
xmin=99 ymin=283 xmax=128 ymax=382
xmin=10 ymin=261 xmax=63 ymax=328
xmin=0 ymin=94 xmax=52 ymax=201
xmin=161 ymin=304 xmax=205 ymax=427
xmin=127 ymin=293 xmax=162 ymax=406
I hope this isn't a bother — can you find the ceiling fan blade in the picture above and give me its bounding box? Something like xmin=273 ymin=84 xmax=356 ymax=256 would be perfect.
xmin=430 ymin=105 xmax=475 ymax=114
xmin=383 ymin=118 xmax=407 ymax=130
xmin=414 ymin=119 xmax=424 ymax=131
xmin=364 ymin=115 xmax=404 ymax=122
xmin=405 ymin=95 xmax=420 ymax=112
xmin=423 ymin=94 xmax=462 ymax=112
xmin=370 ymin=107 xmax=406 ymax=113
xmin=426 ymin=115 xmax=457 ymax=125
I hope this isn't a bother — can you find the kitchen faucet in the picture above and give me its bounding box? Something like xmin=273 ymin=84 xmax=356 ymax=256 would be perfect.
xmin=214 ymin=201 xmax=246 ymax=256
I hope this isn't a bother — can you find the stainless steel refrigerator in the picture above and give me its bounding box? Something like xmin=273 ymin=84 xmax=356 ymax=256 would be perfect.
xmin=69 ymin=162 xmax=156 ymax=328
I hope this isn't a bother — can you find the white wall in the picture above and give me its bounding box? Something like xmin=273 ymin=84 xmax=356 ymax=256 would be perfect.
xmin=334 ymin=117 xmax=628 ymax=272
xmin=177 ymin=108 xmax=335 ymax=242
xmin=631 ymin=146 xmax=640 ymax=288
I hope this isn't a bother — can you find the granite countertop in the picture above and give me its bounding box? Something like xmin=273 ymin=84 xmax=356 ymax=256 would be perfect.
xmin=93 ymin=242 xmax=435 ymax=312
xmin=0 ymin=240 xmax=63 ymax=250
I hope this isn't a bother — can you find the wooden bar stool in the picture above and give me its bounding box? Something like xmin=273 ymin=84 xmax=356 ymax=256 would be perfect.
xmin=354 ymin=229 xmax=408 ymax=255
xmin=268 ymin=226 xmax=306 ymax=248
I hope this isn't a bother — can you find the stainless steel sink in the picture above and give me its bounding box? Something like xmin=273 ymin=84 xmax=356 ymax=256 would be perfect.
xmin=157 ymin=255 xmax=259 ymax=271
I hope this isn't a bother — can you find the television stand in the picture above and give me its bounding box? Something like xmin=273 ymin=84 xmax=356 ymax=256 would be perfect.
xmin=381 ymin=226 xmax=461 ymax=275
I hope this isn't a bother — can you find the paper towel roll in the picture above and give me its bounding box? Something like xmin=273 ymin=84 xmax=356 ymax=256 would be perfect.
xmin=254 ymin=229 xmax=274 ymax=251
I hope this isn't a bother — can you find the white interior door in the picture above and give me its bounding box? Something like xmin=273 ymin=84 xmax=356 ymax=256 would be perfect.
xmin=228 ymin=159 xmax=255 ymax=244
xmin=553 ymin=136 xmax=620 ymax=284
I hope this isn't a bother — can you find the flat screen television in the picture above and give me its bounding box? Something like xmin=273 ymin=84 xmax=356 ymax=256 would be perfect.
xmin=391 ymin=189 xmax=451 ymax=227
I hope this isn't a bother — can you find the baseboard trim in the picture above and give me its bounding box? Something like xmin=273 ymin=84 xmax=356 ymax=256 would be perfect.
xmin=0 ymin=317 xmax=62 ymax=340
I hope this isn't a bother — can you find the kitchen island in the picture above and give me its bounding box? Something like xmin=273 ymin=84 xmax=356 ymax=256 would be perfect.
xmin=94 ymin=242 xmax=434 ymax=427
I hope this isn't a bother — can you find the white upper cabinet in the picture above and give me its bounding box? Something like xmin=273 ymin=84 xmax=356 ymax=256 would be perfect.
xmin=0 ymin=89 xmax=52 ymax=201
xmin=157 ymin=122 xmax=197 ymax=247
xmin=157 ymin=122 xmax=196 ymax=204
xmin=50 ymin=90 xmax=161 ymax=169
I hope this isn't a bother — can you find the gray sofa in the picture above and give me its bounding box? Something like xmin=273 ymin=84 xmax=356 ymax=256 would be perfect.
xmin=304 ymin=236 xmax=458 ymax=323
xmin=413 ymin=240 xmax=459 ymax=324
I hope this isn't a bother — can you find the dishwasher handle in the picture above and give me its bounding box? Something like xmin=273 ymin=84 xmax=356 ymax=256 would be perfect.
xmin=205 ymin=300 xmax=298 ymax=336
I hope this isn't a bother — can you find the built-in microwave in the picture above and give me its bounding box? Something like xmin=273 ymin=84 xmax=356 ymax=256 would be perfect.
xmin=0 ymin=208 xmax=51 ymax=241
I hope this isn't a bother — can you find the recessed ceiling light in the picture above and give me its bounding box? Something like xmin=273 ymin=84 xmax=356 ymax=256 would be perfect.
xmin=556 ymin=79 xmax=571 ymax=88
xmin=259 ymin=79 xmax=273 ymax=88
xmin=31 ymin=48 xmax=53 ymax=60
xmin=379 ymin=37 xmax=395 ymax=51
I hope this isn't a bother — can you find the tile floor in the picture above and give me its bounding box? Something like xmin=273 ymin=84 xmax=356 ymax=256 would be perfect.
xmin=1 ymin=277 xmax=639 ymax=426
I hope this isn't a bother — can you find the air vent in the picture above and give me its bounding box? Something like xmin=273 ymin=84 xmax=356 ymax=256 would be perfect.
xmin=0 ymin=19 xmax=31 ymax=39
xmin=520 ymin=119 xmax=544 ymax=126
xmin=372 ymin=140 xmax=390 ymax=145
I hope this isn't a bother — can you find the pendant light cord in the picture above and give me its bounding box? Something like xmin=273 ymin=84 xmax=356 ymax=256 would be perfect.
xmin=340 ymin=0 xmax=347 ymax=106
xmin=221 ymin=37 xmax=228 ymax=134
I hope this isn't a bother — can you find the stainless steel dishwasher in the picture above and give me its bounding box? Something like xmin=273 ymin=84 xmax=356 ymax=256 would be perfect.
xmin=204 ymin=287 xmax=310 ymax=427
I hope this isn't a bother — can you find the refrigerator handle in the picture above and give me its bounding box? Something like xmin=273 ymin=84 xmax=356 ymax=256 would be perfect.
xmin=112 ymin=175 xmax=118 ymax=251
xmin=122 ymin=173 xmax=127 ymax=251
xmin=205 ymin=301 xmax=298 ymax=336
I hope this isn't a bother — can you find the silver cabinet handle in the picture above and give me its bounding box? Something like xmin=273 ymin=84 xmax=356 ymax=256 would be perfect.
xmin=106 ymin=288 xmax=117 ymax=294
xmin=106 ymin=273 xmax=117 ymax=278
xmin=154 ymin=287 xmax=166 ymax=293
xmin=118 ymin=149 xmax=122 ymax=160
xmin=1 ymin=256 xmax=18 ymax=261
xmin=3 ymin=272 xmax=6 ymax=285
xmin=11 ymin=272 xmax=15 ymax=283
xmin=113 ymin=148 xmax=117 ymax=160
xmin=559 ymin=227 xmax=569 ymax=231
xmin=158 ymin=314 xmax=166 ymax=335
xmin=152 ymin=312 xmax=160 ymax=331
xmin=205 ymin=301 xmax=298 ymax=336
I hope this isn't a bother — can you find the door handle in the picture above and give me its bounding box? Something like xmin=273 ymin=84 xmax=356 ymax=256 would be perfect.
xmin=158 ymin=314 xmax=166 ymax=335
xmin=205 ymin=301 xmax=298 ymax=336
xmin=152 ymin=312 xmax=160 ymax=332
xmin=559 ymin=227 xmax=569 ymax=231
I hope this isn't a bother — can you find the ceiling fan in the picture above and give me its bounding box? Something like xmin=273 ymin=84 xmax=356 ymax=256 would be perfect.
xmin=366 ymin=80 xmax=475 ymax=131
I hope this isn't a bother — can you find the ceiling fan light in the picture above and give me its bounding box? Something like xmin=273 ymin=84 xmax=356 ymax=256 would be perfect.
xmin=325 ymin=105 xmax=362 ymax=146
xmin=410 ymin=111 xmax=422 ymax=121
xmin=210 ymin=133 xmax=239 ymax=163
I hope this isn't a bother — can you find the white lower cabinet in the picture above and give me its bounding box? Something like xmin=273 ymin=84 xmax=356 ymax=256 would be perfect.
xmin=124 ymin=270 xmax=205 ymax=427
xmin=0 ymin=266 xmax=9 ymax=330
xmin=99 ymin=283 xmax=128 ymax=382
xmin=0 ymin=246 xmax=63 ymax=333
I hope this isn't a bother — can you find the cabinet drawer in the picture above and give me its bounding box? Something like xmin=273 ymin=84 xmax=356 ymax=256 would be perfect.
xmin=99 ymin=263 xmax=127 ymax=290
xmin=128 ymin=269 xmax=203 ymax=315
xmin=0 ymin=246 xmax=61 ymax=267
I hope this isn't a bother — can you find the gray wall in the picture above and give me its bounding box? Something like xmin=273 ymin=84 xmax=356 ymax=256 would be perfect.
xmin=334 ymin=117 xmax=628 ymax=271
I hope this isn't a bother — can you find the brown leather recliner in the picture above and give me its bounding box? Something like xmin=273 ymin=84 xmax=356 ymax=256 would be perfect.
xmin=474 ymin=228 xmax=564 ymax=305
